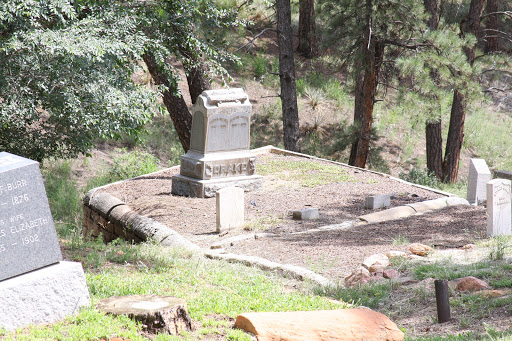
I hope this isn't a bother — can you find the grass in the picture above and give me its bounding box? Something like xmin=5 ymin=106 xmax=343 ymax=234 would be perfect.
xmin=257 ymin=155 xmax=356 ymax=187
xmin=3 ymin=238 xmax=345 ymax=340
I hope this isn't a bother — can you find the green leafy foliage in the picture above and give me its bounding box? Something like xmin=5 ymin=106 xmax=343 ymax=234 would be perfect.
xmin=0 ymin=1 xmax=156 ymax=161
xmin=399 ymin=168 xmax=440 ymax=188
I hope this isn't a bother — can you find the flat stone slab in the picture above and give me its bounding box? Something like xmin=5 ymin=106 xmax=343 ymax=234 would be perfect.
xmin=97 ymin=295 xmax=192 ymax=335
xmin=0 ymin=261 xmax=90 ymax=331
xmin=406 ymin=197 xmax=469 ymax=213
xmin=359 ymin=206 xmax=416 ymax=223
xmin=234 ymin=308 xmax=404 ymax=341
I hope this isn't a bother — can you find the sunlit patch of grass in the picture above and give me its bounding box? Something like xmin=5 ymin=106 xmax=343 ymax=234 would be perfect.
xmin=257 ymin=156 xmax=356 ymax=187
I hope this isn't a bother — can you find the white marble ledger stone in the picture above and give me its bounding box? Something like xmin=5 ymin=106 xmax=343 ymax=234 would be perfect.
xmin=486 ymin=179 xmax=511 ymax=237
xmin=216 ymin=187 xmax=245 ymax=233
xmin=467 ymin=158 xmax=491 ymax=205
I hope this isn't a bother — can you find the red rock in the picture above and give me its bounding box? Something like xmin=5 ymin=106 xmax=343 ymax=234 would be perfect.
xmin=362 ymin=254 xmax=390 ymax=273
xmin=383 ymin=269 xmax=400 ymax=279
xmin=386 ymin=251 xmax=407 ymax=258
xmin=409 ymin=243 xmax=433 ymax=256
xmin=110 ymin=338 xmax=123 ymax=341
xmin=345 ymin=267 xmax=371 ymax=287
xmin=234 ymin=308 xmax=404 ymax=341
xmin=461 ymin=244 xmax=476 ymax=250
xmin=455 ymin=276 xmax=490 ymax=292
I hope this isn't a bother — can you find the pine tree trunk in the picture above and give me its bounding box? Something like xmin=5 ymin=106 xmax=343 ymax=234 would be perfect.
xmin=442 ymin=0 xmax=485 ymax=182
xmin=349 ymin=0 xmax=383 ymax=169
xmin=442 ymin=90 xmax=465 ymax=183
xmin=484 ymin=0 xmax=499 ymax=53
xmin=423 ymin=0 xmax=443 ymax=180
xmin=276 ymin=0 xmax=301 ymax=152
xmin=426 ymin=120 xmax=443 ymax=179
xmin=297 ymin=0 xmax=318 ymax=59
xmin=464 ymin=0 xmax=487 ymax=63
xmin=143 ymin=53 xmax=192 ymax=152
xmin=423 ymin=0 xmax=439 ymax=30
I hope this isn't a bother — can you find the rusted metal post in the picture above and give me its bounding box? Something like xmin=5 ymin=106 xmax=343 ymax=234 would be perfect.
xmin=435 ymin=279 xmax=451 ymax=323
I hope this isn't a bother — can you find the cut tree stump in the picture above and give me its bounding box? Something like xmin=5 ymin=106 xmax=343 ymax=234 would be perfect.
xmin=96 ymin=295 xmax=192 ymax=335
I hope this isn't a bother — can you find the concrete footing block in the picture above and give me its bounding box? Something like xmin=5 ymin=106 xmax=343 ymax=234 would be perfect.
xmin=293 ymin=208 xmax=319 ymax=220
xmin=0 ymin=261 xmax=90 ymax=331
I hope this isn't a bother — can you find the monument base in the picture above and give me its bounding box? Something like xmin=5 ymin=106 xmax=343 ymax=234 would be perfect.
xmin=0 ymin=261 xmax=91 ymax=331
xmin=172 ymin=174 xmax=263 ymax=198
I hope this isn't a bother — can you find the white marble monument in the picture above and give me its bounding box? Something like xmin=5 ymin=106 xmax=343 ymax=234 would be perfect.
xmin=0 ymin=152 xmax=90 ymax=330
xmin=172 ymin=88 xmax=263 ymax=198
xmin=486 ymin=179 xmax=511 ymax=237
xmin=467 ymin=158 xmax=492 ymax=205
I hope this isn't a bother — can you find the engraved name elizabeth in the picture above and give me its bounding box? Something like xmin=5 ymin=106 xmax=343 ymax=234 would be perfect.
xmin=0 ymin=178 xmax=48 ymax=254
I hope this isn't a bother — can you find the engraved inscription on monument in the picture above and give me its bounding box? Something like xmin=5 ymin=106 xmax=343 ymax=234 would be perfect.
xmin=0 ymin=152 xmax=62 ymax=281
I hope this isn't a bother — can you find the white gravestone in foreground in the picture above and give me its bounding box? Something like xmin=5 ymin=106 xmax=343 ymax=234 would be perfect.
xmin=0 ymin=152 xmax=90 ymax=331
xmin=467 ymin=158 xmax=492 ymax=205
xmin=216 ymin=186 xmax=244 ymax=233
xmin=172 ymin=88 xmax=263 ymax=198
xmin=486 ymin=179 xmax=511 ymax=237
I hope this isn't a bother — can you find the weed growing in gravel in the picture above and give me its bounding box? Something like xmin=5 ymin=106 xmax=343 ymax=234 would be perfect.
xmin=244 ymin=216 xmax=283 ymax=231
xmin=487 ymin=235 xmax=512 ymax=261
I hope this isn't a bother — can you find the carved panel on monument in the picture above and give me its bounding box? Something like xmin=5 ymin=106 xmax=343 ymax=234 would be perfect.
xmin=206 ymin=114 xmax=229 ymax=152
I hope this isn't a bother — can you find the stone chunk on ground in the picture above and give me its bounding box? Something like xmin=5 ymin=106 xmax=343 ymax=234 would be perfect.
xmin=96 ymin=295 xmax=192 ymax=335
xmin=292 ymin=208 xmax=319 ymax=220
xmin=234 ymin=308 xmax=404 ymax=341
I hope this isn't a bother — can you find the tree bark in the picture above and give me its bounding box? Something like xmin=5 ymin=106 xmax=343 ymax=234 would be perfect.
xmin=484 ymin=0 xmax=499 ymax=53
xmin=186 ymin=65 xmax=210 ymax=104
xmin=276 ymin=0 xmax=301 ymax=152
xmin=464 ymin=0 xmax=486 ymax=64
xmin=442 ymin=0 xmax=485 ymax=182
xmin=143 ymin=53 xmax=192 ymax=152
xmin=349 ymin=0 xmax=383 ymax=168
xmin=426 ymin=120 xmax=443 ymax=179
xmin=442 ymin=90 xmax=465 ymax=183
xmin=297 ymin=0 xmax=318 ymax=59
xmin=178 ymin=45 xmax=211 ymax=104
xmin=423 ymin=0 xmax=439 ymax=30
xmin=423 ymin=0 xmax=443 ymax=179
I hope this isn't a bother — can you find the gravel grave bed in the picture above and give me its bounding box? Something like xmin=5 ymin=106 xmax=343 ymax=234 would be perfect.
xmin=102 ymin=152 xmax=487 ymax=281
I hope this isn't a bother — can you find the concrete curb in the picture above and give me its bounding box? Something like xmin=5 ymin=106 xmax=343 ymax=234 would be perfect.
xmin=205 ymin=251 xmax=334 ymax=287
xmin=358 ymin=197 xmax=470 ymax=224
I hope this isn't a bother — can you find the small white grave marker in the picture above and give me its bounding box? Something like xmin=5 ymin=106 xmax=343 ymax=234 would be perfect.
xmin=216 ymin=187 xmax=244 ymax=233
xmin=486 ymin=179 xmax=511 ymax=237
xmin=467 ymin=158 xmax=491 ymax=205
xmin=365 ymin=195 xmax=391 ymax=209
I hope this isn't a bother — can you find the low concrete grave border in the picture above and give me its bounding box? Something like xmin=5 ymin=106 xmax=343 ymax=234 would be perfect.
xmin=83 ymin=146 xmax=465 ymax=286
